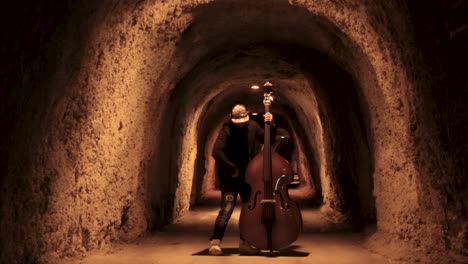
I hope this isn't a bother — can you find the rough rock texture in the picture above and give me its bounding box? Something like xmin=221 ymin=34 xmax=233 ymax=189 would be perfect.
xmin=0 ymin=0 xmax=467 ymax=263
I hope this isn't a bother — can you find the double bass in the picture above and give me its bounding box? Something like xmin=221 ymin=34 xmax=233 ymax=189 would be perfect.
xmin=239 ymin=81 xmax=302 ymax=251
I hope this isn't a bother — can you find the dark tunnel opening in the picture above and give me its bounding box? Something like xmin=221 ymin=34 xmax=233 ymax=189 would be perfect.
xmin=194 ymin=110 xmax=321 ymax=206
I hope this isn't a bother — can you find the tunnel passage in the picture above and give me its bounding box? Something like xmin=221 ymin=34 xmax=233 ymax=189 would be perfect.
xmin=151 ymin=1 xmax=382 ymax=232
xmin=1 ymin=0 xmax=467 ymax=263
xmin=158 ymin=41 xmax=375 ymax=232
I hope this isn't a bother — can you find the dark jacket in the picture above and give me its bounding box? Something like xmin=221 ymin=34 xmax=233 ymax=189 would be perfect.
xmin=212 ymin=119 xmax=276 ymax=186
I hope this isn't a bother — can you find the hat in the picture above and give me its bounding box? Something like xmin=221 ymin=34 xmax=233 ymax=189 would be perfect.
xmin=231 ymin=104 xmax=249 ymax=123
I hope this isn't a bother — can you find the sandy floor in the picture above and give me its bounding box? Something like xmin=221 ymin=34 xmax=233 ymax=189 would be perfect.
xmin=64 ymin=205 xmax=391 ymax=264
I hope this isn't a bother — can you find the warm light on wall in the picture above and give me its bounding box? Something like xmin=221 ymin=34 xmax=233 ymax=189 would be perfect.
xmin=251 ymin=85 xmax=260 ymax=89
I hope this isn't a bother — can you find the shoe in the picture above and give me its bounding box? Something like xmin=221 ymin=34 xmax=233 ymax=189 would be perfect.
xmin=209 ymin=239 xmax=223 ymax=256
xmin=239 ymin=239 xmax=260 ymax=255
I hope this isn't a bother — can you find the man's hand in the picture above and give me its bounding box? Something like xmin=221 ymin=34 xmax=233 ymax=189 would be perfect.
xmin=227 ymin=164 xmax=239 ymax=178
xmin=264 ymin=112 xmax=274 ymax=125
xmin=231 ymin=168 xmax=239 ymax=178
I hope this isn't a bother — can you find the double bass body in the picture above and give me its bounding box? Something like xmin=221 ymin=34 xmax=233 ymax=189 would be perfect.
xmin=239 ymin=151 xmax=302 ymax=250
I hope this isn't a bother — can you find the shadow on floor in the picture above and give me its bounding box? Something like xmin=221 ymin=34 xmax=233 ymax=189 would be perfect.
xmin=192 ymin=245 xmax=310 ymax=257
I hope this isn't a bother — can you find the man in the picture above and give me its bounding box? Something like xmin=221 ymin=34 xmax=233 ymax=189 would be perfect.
xmin=209 ymin=104 xmax=276 ymax=256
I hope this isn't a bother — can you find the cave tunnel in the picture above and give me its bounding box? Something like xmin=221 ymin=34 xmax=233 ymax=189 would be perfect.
xmin=1 ymin=1 xmax=467 ymax=264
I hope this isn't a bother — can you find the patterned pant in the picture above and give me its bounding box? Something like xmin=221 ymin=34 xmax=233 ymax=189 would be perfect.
xmin=210 ymin=185 xmax=249 ymax=241
xmin=210 ymin=179 xmax=256 ymax=240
